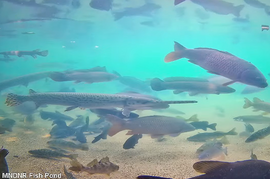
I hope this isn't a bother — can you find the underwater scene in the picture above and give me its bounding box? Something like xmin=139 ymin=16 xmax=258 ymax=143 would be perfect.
xmin=1 ymin=0 xmax=270 ymax=178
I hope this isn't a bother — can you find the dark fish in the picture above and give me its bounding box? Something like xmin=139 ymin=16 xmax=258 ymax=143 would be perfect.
xmin=64 ymin=165 xmax=76 ymax=179
xmin=234 ymin=115 xmax=270 ymax=124
xmin=164 ymin=42 xmax=268 ymax=88
xmin=175 ymin=0 xmax=244 ymax=17
xmin=5 ymin=89 xmax=197 ymax=115
xmin=28 ymin=149 xmax=78 ymax=159
xmin=244 ymin=0 xmax=268 ymax=8
xmin=113 ymin=3 xmax=161 ymax=21
xmin=92 ymin=123 xmax=111 ymax=143
xmin=123 ymin=134 xmax=143 ymax=150
xmin=245 ymin=126 xmax=270 ymax=143
xmin=250 ymin=149 xmax=258 ymax=160
xmin=68 ymin=115 xmax=85 ymax=129
xmin=150 ymin=78 xmax=235 ymax=96
xmin=106 ymin=114 xmax=195 ymax=138
xmin=245 ymin=123 xmax=254 ymax=133
xmin=244 ymin=97 xmax=270 ymax=114
xmin=40 ymin=110 xmax=74 ymax=121
xmin=90 ymin=108 xmax=139 ymax=119
xmin=47 ymin=139 xmax=89 ymax=151
xmin=71 ymin=0 xmax=80 ymax=8
xmin=69 ymin=157 xmax=119 ymax=176
xmin=187 ymin=128 xmax=237 ymax=142
xmin=0 ymin=71 xmax=53 ymax=92
xmin=75 ymin=117 xmax=89 ymax=143
xmin=0 ymin=49 xmax=48 ymax=59
xmin=0 ymin=147 xmax=9 ymax=177
xmin=89 ymin=0 xmax=113 ymax=11
xmin=42 ymin=0 xmax=70 ymax=5
xmin=0 ymin=118 xmax=16 ymax=132
xmin=190 ymin=121 xmax=217 ymax=131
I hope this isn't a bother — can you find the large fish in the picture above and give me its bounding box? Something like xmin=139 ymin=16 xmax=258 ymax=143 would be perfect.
xmin=0 ymin=71 xmax=53 ymax=91
xmin=164 ymin=42 xmax=268 ymax=88
xmin=5 ymin=90 xmax=197 ymax=115
xmin=106 ymin=114 xmax=195 ymax=138
xmin=234 ymin=115 xmax=270 ymax=124
xmin=175 ymin=0 xmax=244 ymax=17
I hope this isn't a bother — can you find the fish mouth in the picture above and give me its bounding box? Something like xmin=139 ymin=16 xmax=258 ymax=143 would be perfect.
xmin=258 ymin=82 xmax=268 ymax=88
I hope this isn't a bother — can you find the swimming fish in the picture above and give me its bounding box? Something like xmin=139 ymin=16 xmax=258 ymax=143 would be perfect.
xmin=234 ymin=115 xmax=270 ymax=124
xmin=89 ymin=0 xmax=113 ymax=11
xmin=0 ymin=118 xmax=16 ymax=133
xmin=198 ymin=146 xmax=227 ymax=160
xmin=164 ymin=42 xmax=268 ymax=88
xmin=47 ymin=139 xmax=89 ymax=151
xmin=245 ymin=126 xmax=270 ymax=143
xmin=0 ymin=49 xmax=48 ymax=58
xmin=189 ymin=121 xmax=217 ymax=131
xmin=28 ymin=149 xmax=78 ymax=159
xmin=40 ymin=110 xmax=74 ymax=121
xmin=0 ymin=147 xmax=9 ymax=176
xmin=244 ymin=97 xmax=270 ymax=114
xmin=123 ymin=134 xmax=143 ymax=150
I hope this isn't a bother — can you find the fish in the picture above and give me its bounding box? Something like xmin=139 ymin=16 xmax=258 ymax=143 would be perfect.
xmin=196 ymin=137 xmax=228 ymax=154
xmin=11 ymin=101 xmax=37 ymax=115
xmin=24 ymin=114 xmax=35 ymax=125
xmin=0 ymin=71 xmax=53 ymax=92
xmin=244 ymin=0 xmax=268 ymax=8
xmin=175 ymin=0 xmax=244 ymax=17
xmin=0 ymin=49 xmax=48 ymax=59
xmin=198 ymin=145 xmax=227 ymax=160
xmin=0 ymin=118 xmax=16 ymax=133
xmin=40 ymin=110 xmax=74 ymax=121
xmin=177 ymin=114 xmax=199 ymax=122
xmin=123 ymin=134 xmax=143 ymax=150
xmin=69 ymin=157 xmax=119 ymax=176
xmin=89 ymin=0 xmax=113 ymax=11
xmin=187 ymin=128 xmax=237 ymax=142
xmin=5 ymin=89 xmax=197 ymax=115
xmin=50 ymin=120 xmax=76 ymax=138
xmin=106 ymin=114 xmax=195 ymax=138
xmin=113 ymin=3 xmax=161 ymax=21
xmin=42 ymin=0 xmax=70 ymax=5
xmin=244 ymin=97 xmax=270 ymax=114
xmin=150 ymin=78 xmax=235 ymax=96
xmin=92 ymin=123 xmax=111 ymax=143
xmin=0 ymin=147 xmax=9 ymax=177
xmin=234 ymin=115 xmax=270 ymax=124
xmin=164 ymin=42 xmax=268 ymax=88
xmin=250 ymin=149 xmax=258 ymax=160
xmin=245 ymin=126 xmax=270 ymax=143
xmin=241 ymin=85 xmax=264 ymax=94
xmin=28 ymin=149 xmax=78 ymax=159
xmin=75 ymin=117 xmax=89 ymax=143
xmin=262 ymin=25 xmax=269 ymax=31
xmin=68 ymin=115 xmax=85 ymax=129
xmin=137 ymin=176 xmax=172 ymax=179
xmin=63 ymin=165 xmax=76 ymax=179
xmin=189 ymin=121 xmax=217 ymax=131
xmin=49 ymin=71 xmax=118 ymax=84
xmin=47 ymin=139 xmax=89 ymax=151
xmin=0 ymin=57 xmax=15 ymax=62
xmin=245 ymin=123 xmax=254 ymax=133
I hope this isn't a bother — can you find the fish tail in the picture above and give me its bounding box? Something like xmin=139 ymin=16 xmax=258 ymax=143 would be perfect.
xmin=150 ymin=78 xmax=166 ymax=91
xmin=68 ymin=154 xmax=78 ymax=160
xmin=105 ymin=114 xmax=125 ymax=136
xmin=5 ymin=93 xmax=26 ymax=107
xmin=164 ymin=41 xmax=186 ymax=62
xmin=92 ymin=131 xmax=107 ymax=143
xmin=49 ymin=72 xmax=69 ymax=81
xmin=113 ymin=12 xmax=124 ymax=21
xmin=174 ymin=0 xmax=186 ymax=5
xmin=208 ymin=123 xmax=217 ymax=131
xmin=37 ymin=50 xmax=49 ymax=57
xmin=243 ymin=98 xmax=252 ymax=109
xmin=233 ymin=5 xmax=245 ymax=17
xmin=227 ymin=128 xmax=237 ymax=135
xmin=188 ymin=114 xmax=199 ymax=122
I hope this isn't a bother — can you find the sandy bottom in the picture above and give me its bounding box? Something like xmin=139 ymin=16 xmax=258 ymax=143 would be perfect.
xmin=1 ymin=96 xmax=270 ymax=179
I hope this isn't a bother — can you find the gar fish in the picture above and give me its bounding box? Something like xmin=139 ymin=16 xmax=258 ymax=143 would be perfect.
xmin=123 ymin=134 xmax=143 ymax=150
xmin=47 ymin=139 xmax=89 ymax=151
xmin=40 ymin=110 xmax=74 ymax=121
xmin=150 ymin=78 xmax=235 ymax=96
xmin=234 ymin=115 xmax=270 ymax=124
xmin=0 ymin=147 xmax=9 ymax=177
xmin=0 ymin=49 xmax=48 ymax=59
xmin=245 ymin=126 xmax=270 ymax=143
xmin=106 ymin=114 xmax=195 ymax=138
xmin=175 ymin=0 xmax=245 ymax=17
xmin=164 ymin=42 xmax=268 ymax=88
xmin=187 ymin=128 xmax=237 ymax=142
xmin=28 ymin=149 xmax=78 ymax=159
xmin=189 ymin=121 xmax=217 ymax=131
xmin=69 ymin=157 xmax=119 ymax=176
xmin=5 ymin=89 xmax=197 ymax=116
xmin=243 ymin=97 xmax=270 ymax=114
xmin=0 ymin=71 xmax=53 ymax=92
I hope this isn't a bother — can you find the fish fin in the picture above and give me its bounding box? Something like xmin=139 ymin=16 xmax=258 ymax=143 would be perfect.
xmin=29 ymin=89 xmax=37 ymax=95
xmin=87 ymin=159 xmax=98 ymax=167
xmin=112 ymin=71 xmax=121 ymax=77
xmin=151 ymin=134 xmax=164 ymax=139
xmin=208 ymin=123 xmax=217 ymax=131
xmin=243 ymin=98 xmax=252 ymax=109
xmin=189 ymin=92 xmax=199 ymax=96
xmin=188 ymin=114 xmax=199 ymax=122
xmin=262 ymin=112 xmax=269 ymax=115
xmin=174 ymin=0 xmax=186 ymax=5
xmin=113 ymin=12 xmax=125 ymax=21
xmin=37 ymin=50 xmax=49 ymax=57
xmin=233 ymin=5 xmax=245 ymax=17
xmin=65 ymin=106 xmax=78 ymax=111
xmin=222 ymin=81 xmax=236 ymax=86
xmin=106 ymin=114 xmax=125 ymax=136
xmin=227 ymin=128 xmax=237 ymax=135
xmin=169 ymin=133 xmax=181 ymax=137
xmin=22 ymin=82 xmax=29 ymax=87
xmin=5 ymin=93 xmax=25 ymax=107
xmin=150 ymin=78 xmax=165 ymax=91
xmin=137 ymin=176 xmax=172 ymax=179
xmin=68 ymin=154 xmax=78 ymax=160
xmin=70 ymin=159 xmax=83 ymax=171
xmin=207 ymin=70 xmax=220 ymax=75
xmin=100 ymin=156 xmax=110 ymax=163
xmin=173 ymin=90 xmax=184 ymax=94
xmin=219 ymin=136 xmax=230 ymax=144
xmin=253 ymin=97 xmax=263 ymax=103
xmin=31 ymin=55 xmax=37 ymax=59
xmin=164 ymin=52 xmax=182 ymax=63
xmin=74 ymin=80 xmax=82 ymax=84
xmin=193 ymin=161 xmax=231 ymax=173
xmin=174 ymin=41 xmax=186 ymax=51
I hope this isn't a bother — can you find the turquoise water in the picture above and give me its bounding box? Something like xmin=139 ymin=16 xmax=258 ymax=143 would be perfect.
xmin=1 ymin=0 xmax=270 ymax=178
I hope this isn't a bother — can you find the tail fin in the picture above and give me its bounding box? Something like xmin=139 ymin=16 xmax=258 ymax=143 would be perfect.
xmin=68 ymin=154 xmax=78 ymax=160
xmin=69 ymin=159 xmax=83 ymax=171
xmin=226 ymin=128 xmax=237 ymax=135
xmin=49 ymin=72 xmax=69 ymax=82
xmin=233 ymin=5 xmax=245 ymax=17
xmin=37 ymin=50 xmax=48 ymax=57
xmin=113 ymin=12 xmax=125 ymax=21
xmin=112 ymin=71 xmax=122 ymax=77
xmin=92 ymin=129 xmax=108 ymax=143
xmin=150 ymin=78 xmax=166 ymax=91
xmin=253 ymin=97 xmax=263 ymax=103
xmin=243 ymin=98 xmax=252 ymax=109
xmin=164 ymin=41 xmax=186 ymax=62
xmin=105 ymin=114 xmax=125 ymax=136
xmin=174 ymin=0 xmax=186 ymax=5
xmin=208 ymin=123 xmax=217 ymax=131
xmin=5 ymin=93 xmax=25 ymax=106
xmin=188 ymin=114 xmax=199 ymax=122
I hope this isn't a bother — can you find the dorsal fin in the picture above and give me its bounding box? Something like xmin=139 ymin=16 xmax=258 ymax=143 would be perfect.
xmin=29 ymin=89 xmax=37 ymax=95
xmin=87 ymin=159 xmax=98 ymax=167
xmin=100 ymin=156 xmax=110 ymax=163
xmin=193 ymin=161 xmax=231 ymax=173
xmin=253 ymin=97 xmax=263 ymax=103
